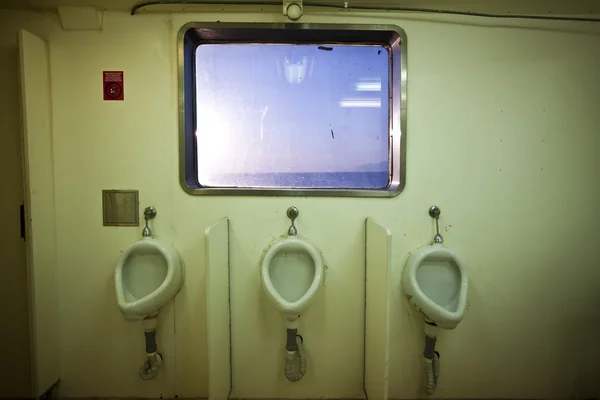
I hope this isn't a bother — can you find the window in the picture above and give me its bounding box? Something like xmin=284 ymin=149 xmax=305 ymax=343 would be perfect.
xmin=179 ymin=23 xmax=406 ymax=197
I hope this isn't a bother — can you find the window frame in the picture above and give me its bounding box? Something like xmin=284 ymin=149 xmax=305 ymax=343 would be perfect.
xmin=178 ymin=22 xmax=407 ymax=197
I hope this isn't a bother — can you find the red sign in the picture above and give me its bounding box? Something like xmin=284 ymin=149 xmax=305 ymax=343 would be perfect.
xmin=103 ymin=71 xmax=124 ymax=101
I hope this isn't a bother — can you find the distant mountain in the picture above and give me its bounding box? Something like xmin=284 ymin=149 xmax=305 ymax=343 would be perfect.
xmin=354 ymin=161 xmax=388 ymax=172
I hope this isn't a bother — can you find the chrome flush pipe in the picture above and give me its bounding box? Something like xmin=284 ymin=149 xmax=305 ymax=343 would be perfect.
xmin=287 ymin=206 xmax=299 ymax=235
xmin=142 ymin=206 xmax=157 ymax=237
xmin=429 ymin=206 xmax=443 ymax=244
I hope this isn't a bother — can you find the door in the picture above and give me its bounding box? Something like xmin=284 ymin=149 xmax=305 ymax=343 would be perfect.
xmin=0 ymin=22 xmax=31 ymax=400
xmin=18 ymin=28 xmax=60 ymax=398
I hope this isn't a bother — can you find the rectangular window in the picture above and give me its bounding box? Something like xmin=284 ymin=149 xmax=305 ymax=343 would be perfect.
xmin=179 ymin=24 xmax=406 ymax=197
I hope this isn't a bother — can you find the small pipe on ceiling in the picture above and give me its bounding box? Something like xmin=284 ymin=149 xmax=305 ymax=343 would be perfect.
xmin=130 ymin=0 xmax=600 ymax=22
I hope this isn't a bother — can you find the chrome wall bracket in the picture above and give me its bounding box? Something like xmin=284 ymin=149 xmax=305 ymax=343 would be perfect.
xmin=287 ymin=206 xmax=299 ymax=235
xmin=429 ymin=205 xmax=443 ymax=244
xmin=142 ymin=206 xmax=157 ymax=237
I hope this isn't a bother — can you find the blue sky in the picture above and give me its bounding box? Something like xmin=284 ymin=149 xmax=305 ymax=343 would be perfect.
xmin=195 ymin=44 xmax=389 ymax=176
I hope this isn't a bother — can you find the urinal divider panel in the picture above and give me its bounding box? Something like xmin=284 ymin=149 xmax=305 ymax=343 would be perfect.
xmin=364 ymin=218 xmax=392 ymax=400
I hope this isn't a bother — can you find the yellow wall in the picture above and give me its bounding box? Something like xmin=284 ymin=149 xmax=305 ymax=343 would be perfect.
xmin=6 ymin=7 xmax=600 ymax=399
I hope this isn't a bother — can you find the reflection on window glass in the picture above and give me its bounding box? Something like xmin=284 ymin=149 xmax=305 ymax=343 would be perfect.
xmin=195 ymin=44 xmax=390 ymax=189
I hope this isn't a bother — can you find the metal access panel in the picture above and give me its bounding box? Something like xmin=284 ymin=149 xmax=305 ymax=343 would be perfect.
xmin=102 ymin=190 xmax=139 ymax=226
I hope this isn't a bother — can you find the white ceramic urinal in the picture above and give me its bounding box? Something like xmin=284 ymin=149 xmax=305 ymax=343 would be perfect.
xmin=402 ymin=243 xmax=468 ymax=329
xmin=402 ymin=206 xmax=468 ymax=395
xmin=113 ymin=206 xmax=183 ymax=381
xmin=260 ymin=207 xmax=324 ymax=383
xmin=114 ymin=207 xmax=184 ymax=321
xmin=115 ymin=236 xmax=183 ymax=321
xmin=261 ymin=234 xmax=323 ymax=328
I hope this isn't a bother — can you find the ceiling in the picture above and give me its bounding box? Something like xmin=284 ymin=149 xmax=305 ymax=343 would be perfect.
xmin=1 ymin=0 xmax=599 ymax=15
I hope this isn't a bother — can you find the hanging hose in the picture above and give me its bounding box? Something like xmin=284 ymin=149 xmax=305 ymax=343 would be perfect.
xmin=424 ymin=352 xmax=440 ymax=394
xmin=139 ymin=327 xmax=162 ymax=380
xmin=423 ymin=335 xmax=440 ymax=395
xmin=433 ymin=351 xmax=440 ymax=382
xmin=139 ymin=352 xmax=163 ymax=380
xmin=284 ymin=334 xmax=306 ymax=382
xmin=424 ymin=357 xmax=435 ymax=394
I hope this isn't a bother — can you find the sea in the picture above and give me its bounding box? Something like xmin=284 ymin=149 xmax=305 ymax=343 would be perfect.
xmin=202 ymin=171 xmax=389 ymax=189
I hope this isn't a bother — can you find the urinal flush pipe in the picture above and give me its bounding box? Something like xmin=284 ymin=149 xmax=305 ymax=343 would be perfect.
xmin=423 ymin=334 xmax=436 ymax=360
xmin=428 ymin=205 xmax=443 ymax=244
xmin=145 ymin=329 xmax=157 ymax=353
xmin=142 ymin=206 xmax=157 ymax=237
xmin=286 ymin=328 xmax=298 ymax=351
xmin=139 ymin=315 xmax=163 ymax=380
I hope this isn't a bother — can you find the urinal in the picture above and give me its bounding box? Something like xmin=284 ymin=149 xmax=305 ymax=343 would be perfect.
xmin=261 ymin=234 xmax=323 ymax=327
xmin=401 ymin=206 xmax=468 ymax=394
xmin=260 ymin=206 xmax=324 ymax=382
xmin=403 ymin=244 xmax=468 ymax=330
xmin=115 ymin=235 xmax=183 ymax=321
xmin=114 ymin=206 xmax=184 ymax=380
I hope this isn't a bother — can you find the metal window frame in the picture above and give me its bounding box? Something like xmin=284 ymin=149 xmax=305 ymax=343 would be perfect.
xmin=178 ymin=22 xmax=407 ymax=197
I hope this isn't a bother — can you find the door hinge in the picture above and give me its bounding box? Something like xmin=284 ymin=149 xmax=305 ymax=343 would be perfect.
xmin=20 ymin=203 xmax=25 ymax=240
